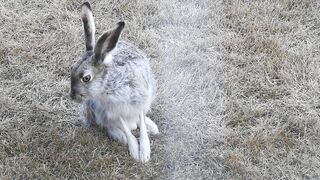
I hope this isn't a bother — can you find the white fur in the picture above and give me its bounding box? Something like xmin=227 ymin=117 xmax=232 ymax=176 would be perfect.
xmin=103 ymin=47 xmax=117 ymax=65
xmin=88 ymin=16 xmax=95 ymax=45
xmin=119 ymin=117 xmax=140 ymax=161
xmin=145 ymin=117 xmax=159 ymax=135
xmin=139 ymin=112 xmax=151 ymax=162
xmin=103 ymin=53 xmax=113 ymax=65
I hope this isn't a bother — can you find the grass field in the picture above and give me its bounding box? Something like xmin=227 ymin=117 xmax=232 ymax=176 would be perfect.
xmin=1 ymin=0 xmax=319 ymax=179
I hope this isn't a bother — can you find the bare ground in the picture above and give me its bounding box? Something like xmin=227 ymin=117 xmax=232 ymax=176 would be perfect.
xmin=1 ymin=0 xmax=320 ymax=179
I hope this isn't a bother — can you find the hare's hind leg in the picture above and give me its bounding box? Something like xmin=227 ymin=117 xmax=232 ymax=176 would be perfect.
xmin=139 ymin=112 xmax=151 ymax=162
xmin=107 ymin=128 xmax=127 ymax=144
xmin=119 ymin=117 xmax=139 ymax=161
xmin=145 ymin=117 xmax=159 ymax=135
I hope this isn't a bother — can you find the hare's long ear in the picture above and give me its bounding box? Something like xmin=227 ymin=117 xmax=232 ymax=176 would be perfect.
xmin=94 ymin=22 xmax=125 ymax=64
xmin=81 ymin=2 xmax=95 ymax=51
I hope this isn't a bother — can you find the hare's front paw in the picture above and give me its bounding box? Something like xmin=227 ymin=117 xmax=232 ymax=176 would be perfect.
xmin=128 ymin=137 xmax=140 ymax=161
xmin=139 ymin=145 xmax=150 ymax=162
xmin=139 ymin=136 xmax=151 ymax=162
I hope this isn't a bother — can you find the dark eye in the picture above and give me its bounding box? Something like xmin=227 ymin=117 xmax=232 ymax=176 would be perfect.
xmin=82 ymin=75 xmax=91 ymax=82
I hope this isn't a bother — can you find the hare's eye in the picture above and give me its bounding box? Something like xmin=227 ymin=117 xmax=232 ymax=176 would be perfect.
xmin=82 ymin=75 xmax=91 ymax=82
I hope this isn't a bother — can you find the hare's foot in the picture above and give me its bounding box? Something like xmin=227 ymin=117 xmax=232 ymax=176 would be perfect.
xmin=107 ymin=128 xmax=127 ymax=144
xmin=145 ymin=117 xmax=159 ymax=135
xmin=128 ymin=137 xmax=140 ymax=161
xmin=119 ymin=117 xmax=140 ymax=161
xmin=139 ymin=113 xmax=151 ymax=162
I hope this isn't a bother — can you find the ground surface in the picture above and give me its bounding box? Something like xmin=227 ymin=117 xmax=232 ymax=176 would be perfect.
xmin=1 ymin=0 xmax=320 ymax=179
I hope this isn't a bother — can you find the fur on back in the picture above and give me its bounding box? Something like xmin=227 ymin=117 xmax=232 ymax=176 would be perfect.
xmin=85 ymin=41 xmax=156 ymax=129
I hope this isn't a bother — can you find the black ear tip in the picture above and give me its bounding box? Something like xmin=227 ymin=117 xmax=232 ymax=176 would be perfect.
xmin=117 ymin=21 xmax=125 ymax=29
xmin=81 ymin=1 xmax=91 ymax=10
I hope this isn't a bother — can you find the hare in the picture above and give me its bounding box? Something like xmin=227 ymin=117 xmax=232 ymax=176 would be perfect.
xmin=70 ymin=1 xmax=159 ymax=162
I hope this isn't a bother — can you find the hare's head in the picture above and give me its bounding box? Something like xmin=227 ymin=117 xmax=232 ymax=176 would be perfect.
xmin=70 ymin=1 xmax=124 ymax=101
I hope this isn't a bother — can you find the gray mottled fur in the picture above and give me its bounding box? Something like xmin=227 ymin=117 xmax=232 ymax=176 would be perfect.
xmin=74 ymin=41 xmax=157 ymax=128
xmin=71 ymin=1 xmax=158 ymax=162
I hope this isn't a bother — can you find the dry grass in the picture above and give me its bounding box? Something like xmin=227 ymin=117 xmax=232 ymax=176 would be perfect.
xmin=0 ymin=0 xmax=319 ymax=179
xmin=220 ymin=0 xmax=320 ymax=179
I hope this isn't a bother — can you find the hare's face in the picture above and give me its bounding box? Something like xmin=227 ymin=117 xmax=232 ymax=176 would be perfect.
xmin=70 ymin=2 xmax=124 ymax=102
xmin=70 ymin=51 xmax=98 ymax=101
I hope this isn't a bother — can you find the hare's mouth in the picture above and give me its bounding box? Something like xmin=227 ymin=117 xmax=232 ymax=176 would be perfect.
xmin=70 ymin=93 xmax=86 ymax=103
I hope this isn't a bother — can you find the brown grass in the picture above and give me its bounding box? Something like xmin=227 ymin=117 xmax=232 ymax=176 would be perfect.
xmin=220 ymin=0 xmax=320 ymax=179
xmin=0 ymin=0 xmax=319 ymax=179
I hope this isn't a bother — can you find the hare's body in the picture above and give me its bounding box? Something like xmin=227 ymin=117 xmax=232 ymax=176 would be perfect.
xmin=81 ymin=41 xmax=157 ymax=131
xmin=71 ymin=2 xmax=158 ymax=162
xmin=90 ymin=42 xmax=156 ymax=120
